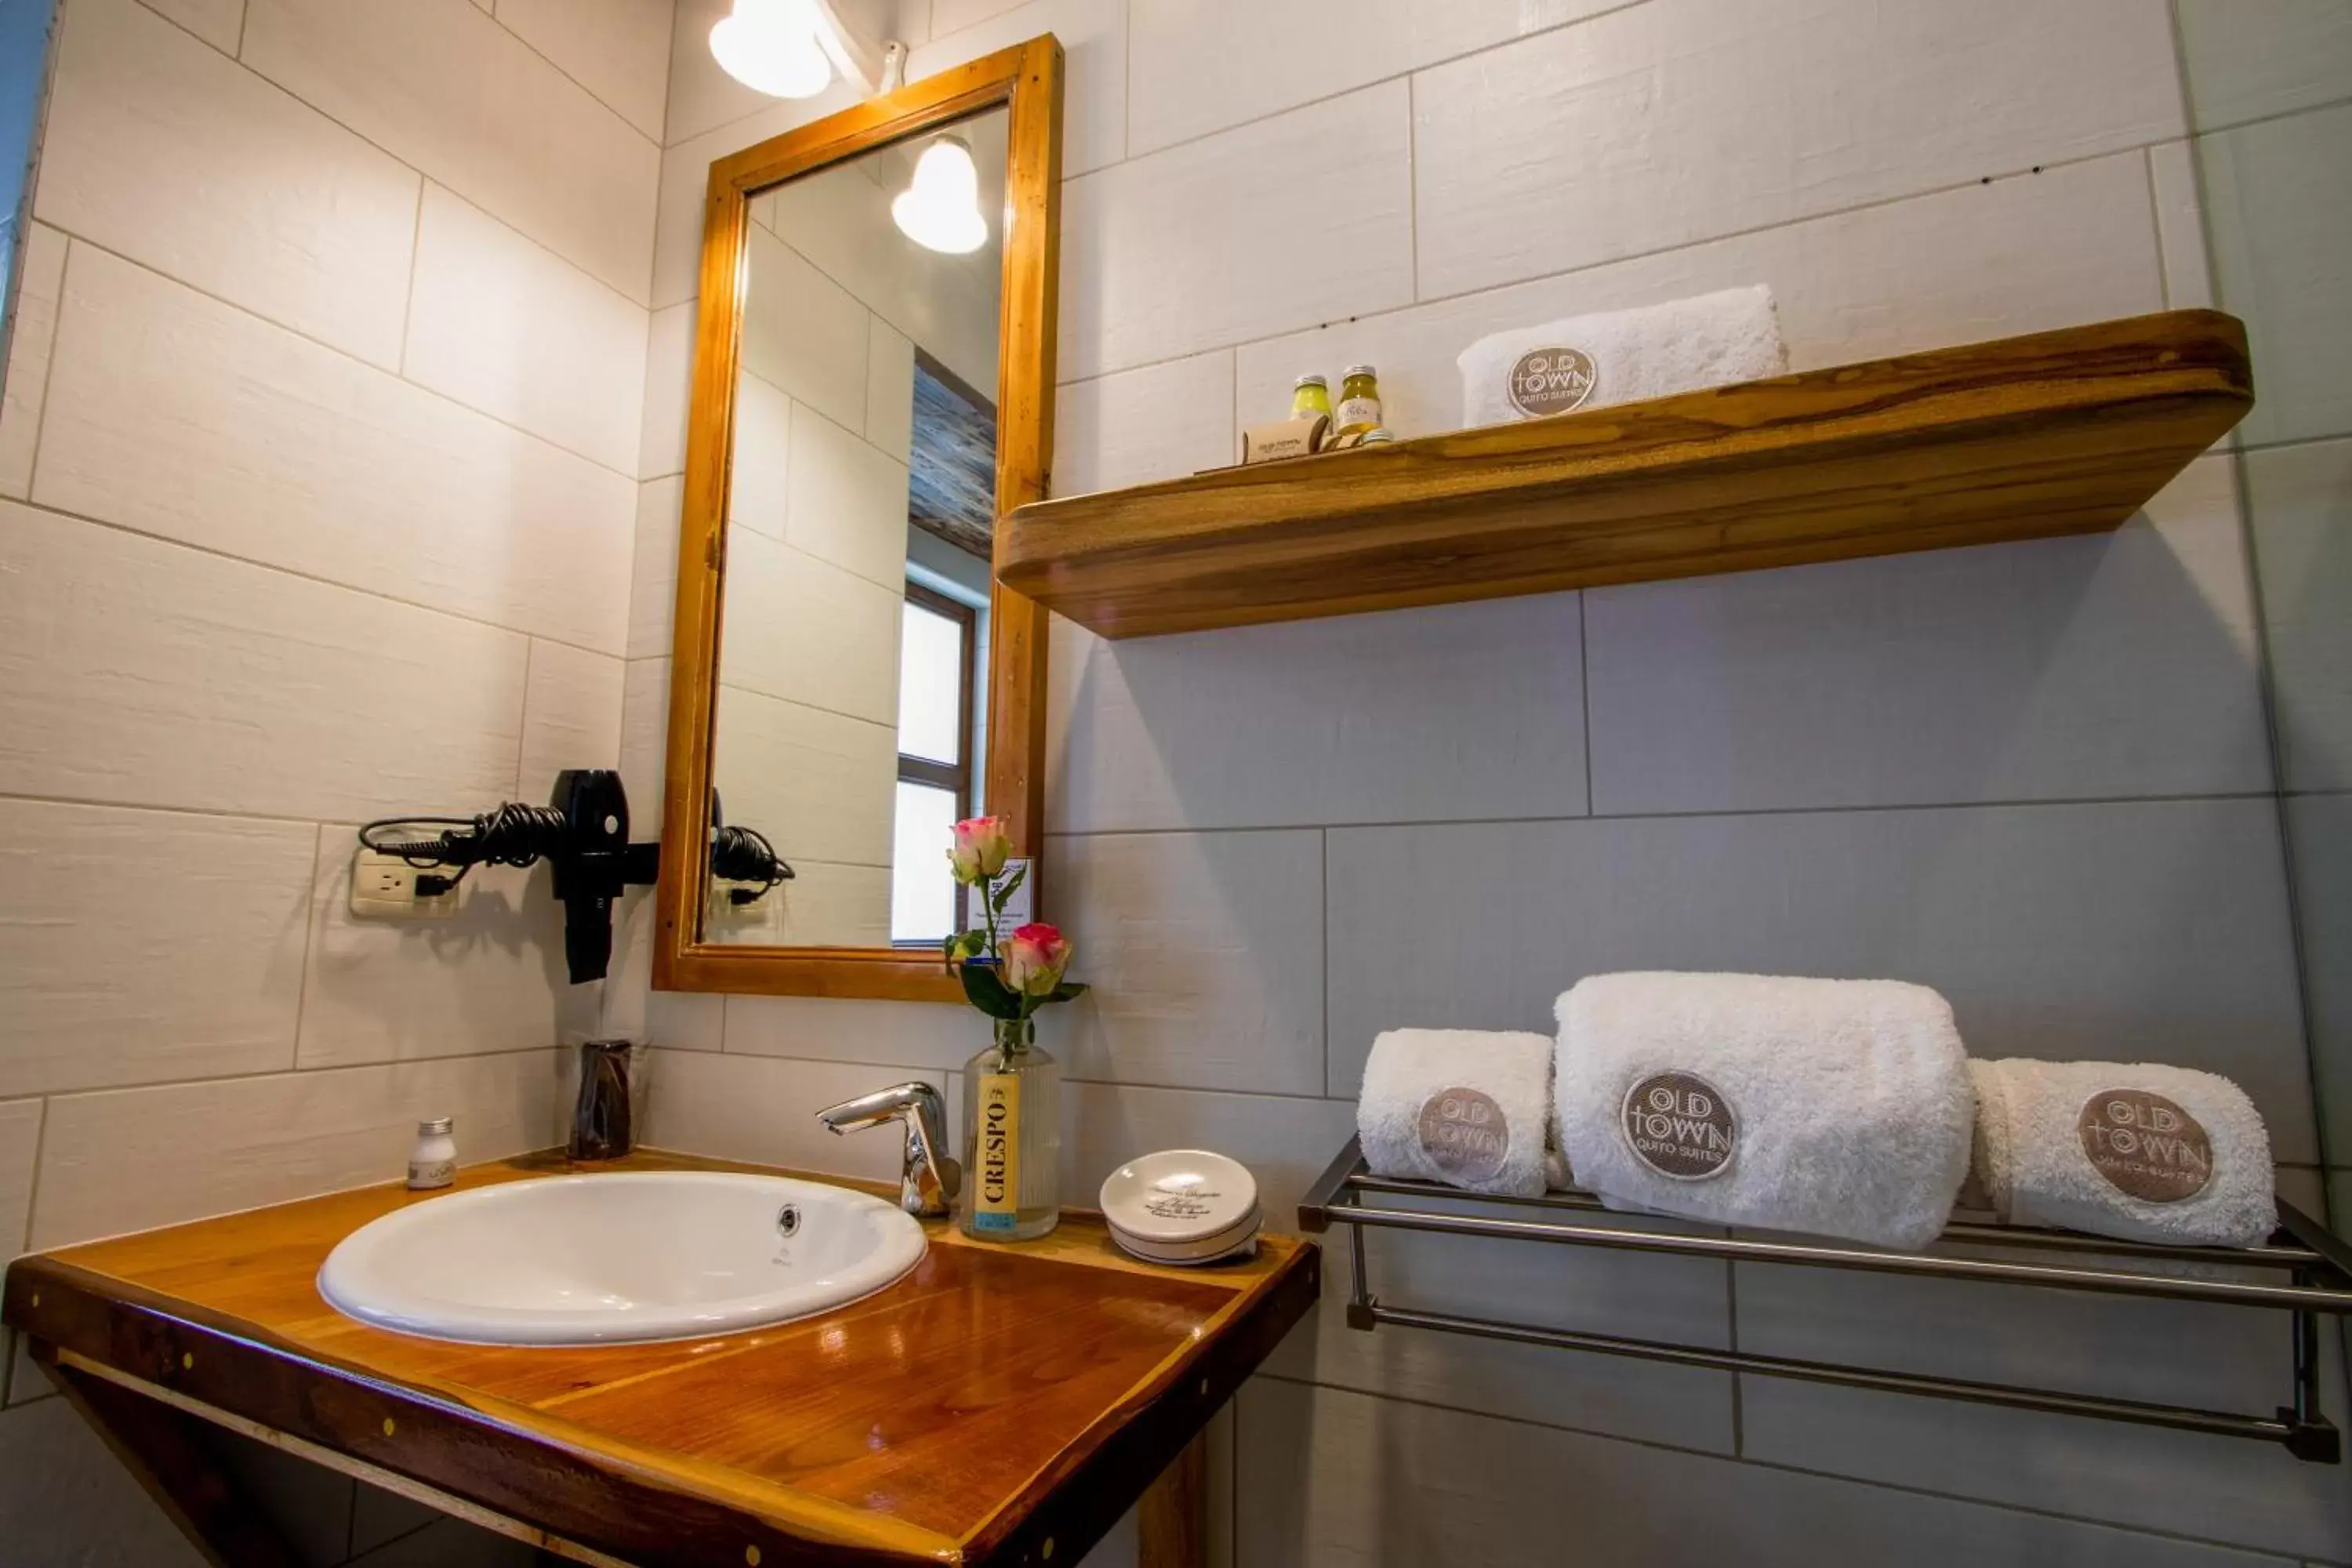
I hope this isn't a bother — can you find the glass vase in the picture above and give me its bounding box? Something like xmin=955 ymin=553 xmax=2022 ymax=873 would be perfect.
xmin=960 ymin=1016 xmax=1062 ymax=1240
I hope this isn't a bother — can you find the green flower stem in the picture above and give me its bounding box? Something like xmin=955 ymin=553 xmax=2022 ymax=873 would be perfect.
xmin=980 ymin=868 xmax=1003 ymax=967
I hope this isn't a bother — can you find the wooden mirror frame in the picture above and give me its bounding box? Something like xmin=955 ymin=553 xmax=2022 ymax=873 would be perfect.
xmin=653 ymin=36 xmax=1063 ymax=1001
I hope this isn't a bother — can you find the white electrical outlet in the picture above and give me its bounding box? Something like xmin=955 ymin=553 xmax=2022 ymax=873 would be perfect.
xmin=706 ymin=880 xmax=775 ymax=931
xmin=349 ymin=848 xmax=463 ymax=920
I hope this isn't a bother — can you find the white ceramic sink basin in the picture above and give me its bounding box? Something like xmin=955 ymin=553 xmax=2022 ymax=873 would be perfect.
xmin=318 ymin=1172 xmax=926 ymax=1345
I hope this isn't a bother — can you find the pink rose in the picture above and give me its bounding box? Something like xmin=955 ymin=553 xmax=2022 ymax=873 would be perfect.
xmin=947 ymin=815 xmax=1011 ymax=884
xmin=1001 ymin=923 xmax=1073 ymax=997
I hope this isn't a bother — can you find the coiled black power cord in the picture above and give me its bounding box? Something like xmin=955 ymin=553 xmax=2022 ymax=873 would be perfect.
xmin=711 ymin=822 xmax=793 ymax=903
xmin=358 ymin=802 xmax=575 ymax=891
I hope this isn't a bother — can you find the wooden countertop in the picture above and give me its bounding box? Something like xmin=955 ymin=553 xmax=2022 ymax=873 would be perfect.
xmin=2 ymin=1149 xmax=1321 ymax=1568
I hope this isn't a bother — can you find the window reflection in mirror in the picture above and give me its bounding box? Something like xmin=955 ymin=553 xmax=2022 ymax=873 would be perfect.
xmin=706 ymin=104 xmax=1007 ymax=949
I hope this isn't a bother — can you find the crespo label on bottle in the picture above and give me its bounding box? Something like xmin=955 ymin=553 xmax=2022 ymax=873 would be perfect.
xmin=975 ymin=1072 xmax=1022 ymax=1233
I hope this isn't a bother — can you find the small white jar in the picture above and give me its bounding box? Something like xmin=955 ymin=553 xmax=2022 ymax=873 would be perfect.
xmin=407 ymin=1116 xmax=457 ymax=1190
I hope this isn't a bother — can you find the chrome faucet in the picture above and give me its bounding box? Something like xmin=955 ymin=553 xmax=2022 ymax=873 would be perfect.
xmin=815 ymin=1081 xmax=962 ymax=1218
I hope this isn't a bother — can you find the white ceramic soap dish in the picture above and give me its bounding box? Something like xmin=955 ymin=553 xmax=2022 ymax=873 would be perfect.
xmin=1100 ymin=1149 xmax=1262 ymax=1267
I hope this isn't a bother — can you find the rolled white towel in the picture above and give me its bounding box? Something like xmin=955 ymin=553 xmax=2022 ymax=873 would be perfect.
xmin=1456 ymin=285 xmax=1787 ymax=428
xmin=1555 ymin=972 xmax=1973 ymax=1250
xmin=1359 ymin=1029 xmax=1554 ymax=1198
xmin=1969 ymin=1059 xmax=2274 ymax=1247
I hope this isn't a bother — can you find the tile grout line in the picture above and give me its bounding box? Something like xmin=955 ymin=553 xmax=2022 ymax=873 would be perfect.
xmin=2143 ymin=147 xmax=2171 ymax=311
xmin=744 ymin=365 xmax=907 ymax=495
xmin=51 ymin=219 xmax=646 ymax=483
xmin=34 ymin=1043 xmax=561 ymax=1104
xmin=1103 ymin=0 xmax=1655 ymax=172
xmin=1404 ymin=71 xmax=1419 ymax=303
xmin=430 ymin=177 xmax=663 ymax=323
xmin=1050 ymin=134 xmax=2187 ymax=392
xmin=0 ymin=789 xmax=406 ymax=833
xmin=15 ymin=1096 xmax=51 ymax=1283
xmin=1257 ymin=1371 xmax=2321 ymax=1563
xmin=666 ymin=0 xmax=1655 ymax=245
xmin=2188 ymin=86 xmax=2352 ymax=141
xmin=477 ymin=5 xmax=666 ymax=157
xmin=690 ymin=1042 xmax=1350 ymax=1107
xmin=2224 ymin=437 xmax=2333 ymax=1166
xmin=396 ymin=177 xmax=426 ymax=378
xmin=1043 ymin=789 xmax=2287 ymax=840
xmin=1319 ymin=827 xmax=1330 ymax=1098
xmin=743 ymin=211 xmax=956 ymax=412
xmin=1577 ymin=590 xmax=1595 ymax=815
xmin=654 ymin=0 xmax=682 ymax=151
xmin=231 ymin=0 xmax=663 ymax=309
xmin=514 ymin=636 xmax=536 ymax=800
xmin=167 ymin=0 xmax=660 ymax=317
xmin=287 ymin=823 xmax=325 ymax=1074
xmin=1725 ymin=1258 xmax=1744 ymax=1457
xmin=716 ymin=674 xmax=899 ymax=742
xmin=9 ymin=488 xmax=630 ymax=665
xmin=16 ymin=228 xmax=71 ymax=503
xmin=124 ymin=0 xmax=234 ymax=60
xmin=2238 ymin=433 xmax=2352 ymax=458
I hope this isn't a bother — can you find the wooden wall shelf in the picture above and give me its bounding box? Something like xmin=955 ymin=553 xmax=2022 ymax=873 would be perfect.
xmin=997 ymin=311 xmax=2253 ymax=640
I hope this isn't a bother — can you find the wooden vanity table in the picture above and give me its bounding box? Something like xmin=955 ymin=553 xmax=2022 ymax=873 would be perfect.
xmin=1 ymin=1151 xmax=1319 ymax=1567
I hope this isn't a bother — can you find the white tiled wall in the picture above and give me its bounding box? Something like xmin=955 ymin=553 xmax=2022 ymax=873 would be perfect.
xmin=619 ymin=5 xmax=2352 ymax=1566
xmin=2190 ymin=0 xmax=2352 ymax=1459
xmin=0 ymin=2 xmax=2342 ymax=1565
xmin=0 ymin=0 xmax=660 ymax=1559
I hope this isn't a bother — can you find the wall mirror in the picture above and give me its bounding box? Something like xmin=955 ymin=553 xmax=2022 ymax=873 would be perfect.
xmin=655 ymin=37 xmax=1062 ymax=1000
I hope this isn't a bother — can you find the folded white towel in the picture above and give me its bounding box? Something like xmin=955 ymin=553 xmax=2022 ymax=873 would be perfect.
xmin=1555 ymin=972 xmax=1973 ymax=1250
xmin=1359 ymin=1029 xmax=1554 ymax=1198
xmin=1969 ymin=1058 xmax=2274 ymax=1247
xmin=1456 ymin=285 xmax=1787 ymax=428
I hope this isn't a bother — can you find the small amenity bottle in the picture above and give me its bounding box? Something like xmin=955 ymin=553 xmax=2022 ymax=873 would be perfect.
xmin=960 ymin=1018 xmax=1062 ymax=1240
xmin=407 ymin=1116 xmax=456 ymax=1190
xmin=1335 ymin=364 xmax=1383 ymax=437
xmin=1290 ymin=374 xmax=1333 ymax=420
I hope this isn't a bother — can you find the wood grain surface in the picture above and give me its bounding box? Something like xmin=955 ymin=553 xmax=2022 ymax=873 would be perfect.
xmin=3 ymin=1150 xmax=1317 ymax=1568
xmin=997 ymin=310 xmax=2255 ymax=639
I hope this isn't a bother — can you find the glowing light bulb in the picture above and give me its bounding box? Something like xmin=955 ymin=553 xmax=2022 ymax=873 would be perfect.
xmin=891 ymin=136 xmax=987 ymax=255
xmin=709 ymin=0 xmax=832 ymax=100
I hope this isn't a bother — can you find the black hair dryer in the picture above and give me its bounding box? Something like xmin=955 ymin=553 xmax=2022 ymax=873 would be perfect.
xmin=545 ymin=769 xmax=662 ymax=985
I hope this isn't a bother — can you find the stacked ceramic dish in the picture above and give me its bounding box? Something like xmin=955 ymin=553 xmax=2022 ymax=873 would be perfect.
xmin=1099 ymin=1149 xmax=1261 ymax=1265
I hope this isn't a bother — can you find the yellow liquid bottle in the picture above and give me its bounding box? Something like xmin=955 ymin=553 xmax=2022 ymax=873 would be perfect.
xmin=1291 ymin=375 xmax=1333 ymax=420
xmin=1335 ymin=365 xmax=1383 ymax=437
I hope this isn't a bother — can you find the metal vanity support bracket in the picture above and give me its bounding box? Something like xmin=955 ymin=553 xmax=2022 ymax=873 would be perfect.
xmin=1300 ymin=1136 xmax=2350 ymax=1464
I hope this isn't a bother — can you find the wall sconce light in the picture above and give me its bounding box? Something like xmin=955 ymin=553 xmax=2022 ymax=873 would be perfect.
xmin=710 ymin=0 xmax=895 ymax=100
xmin=891 ymin=136 xmax=986 ymax=254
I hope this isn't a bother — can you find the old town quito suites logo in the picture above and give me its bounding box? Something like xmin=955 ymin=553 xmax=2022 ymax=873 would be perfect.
xmin=1621 ymin=1071 xmax=1737 ymax=1181
xmin=2077 ymin=1089 xmax=2212 ymax=1203
xmin=1508 ymin=347 xmax=1598 ymax=417
xmin=1416 ymin=1086 xmax=1512 ymax=1185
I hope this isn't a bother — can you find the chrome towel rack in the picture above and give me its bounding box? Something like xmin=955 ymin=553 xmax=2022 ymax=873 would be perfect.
xmin=1298 ymin=1137 xmax=2352 ymax=1463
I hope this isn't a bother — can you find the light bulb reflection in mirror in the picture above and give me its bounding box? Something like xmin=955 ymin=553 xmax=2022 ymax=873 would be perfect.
xmin=892 ymin=136 xmax=987 ymax=255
